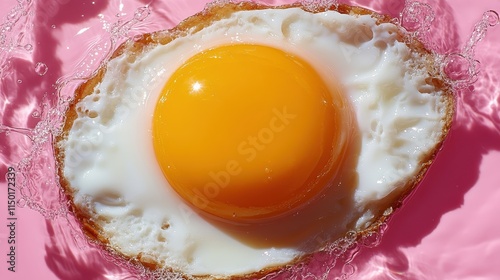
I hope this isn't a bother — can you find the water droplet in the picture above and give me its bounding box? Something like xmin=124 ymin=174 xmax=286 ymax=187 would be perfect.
xmin=51 ymin=25 xmax=56 ymax=29
xmin=485 ymin=10 xmax=499 ymax=26
xmin=17 ymin=79 xmax=22 ymax=83
xmin=31 ymin=110 xmax=40 ymax=118
xmin=35 ymin=62 xmax=48 ymax=76
xmin=134 ymin=6 xmax=151 ymax=21
xmin=24 ymin=44 xmax=33 ymax=51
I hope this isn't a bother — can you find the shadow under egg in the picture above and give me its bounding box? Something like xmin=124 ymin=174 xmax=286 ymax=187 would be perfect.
xmin=195 ymin=125 xmax=362 ymax=251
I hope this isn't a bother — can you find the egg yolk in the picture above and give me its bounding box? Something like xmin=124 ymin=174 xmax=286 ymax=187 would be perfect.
xmin=153 ymin=44 xmax=352 ymax=223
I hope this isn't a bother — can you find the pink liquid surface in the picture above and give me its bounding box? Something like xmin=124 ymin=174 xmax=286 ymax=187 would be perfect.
xmin=0 ymin=0 xmax=499 ymax=279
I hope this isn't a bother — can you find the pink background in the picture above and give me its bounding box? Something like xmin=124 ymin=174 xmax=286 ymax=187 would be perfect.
xmin=0 ymin=0 xmax=499 ymax=279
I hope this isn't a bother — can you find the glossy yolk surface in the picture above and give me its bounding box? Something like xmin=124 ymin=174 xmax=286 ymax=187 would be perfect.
xmin=153 ymin=44 xmax=352 ymax=223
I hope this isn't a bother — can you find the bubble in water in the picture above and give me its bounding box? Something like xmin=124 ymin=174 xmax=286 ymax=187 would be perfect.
xmin=443 ymin=54 xmax=470 ymax=81
xmin=400 ymin=1 xmax=434 ymax=33
xmin=485 ymin=10 xmax=499 ymax=26
xmin=341 ymin=264 xmax=355 ymax=278
xmin=35 ymin=62 xmax=48 ymax=76
xmin=134 ymin=6 xmax=151 ymax=21
xmin=445 ymin=8 xmax=499 ymax=88
xmin=443 ymin=53 xmax=481 ymax=87
xmin=24 ymin=43 xmax=32 ymax=51
xmin=108 ymin=6 xmax=151 ymax=39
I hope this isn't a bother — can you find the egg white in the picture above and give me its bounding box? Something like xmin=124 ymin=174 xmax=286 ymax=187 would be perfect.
xmin=59 ymin=7 xmax=448 ymax=277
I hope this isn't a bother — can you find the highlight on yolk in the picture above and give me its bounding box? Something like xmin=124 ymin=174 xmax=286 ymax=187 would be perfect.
xmin=153 ymin=44 xmax=352 ymax=223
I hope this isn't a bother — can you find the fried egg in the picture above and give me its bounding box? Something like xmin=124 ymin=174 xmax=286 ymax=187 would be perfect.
xmin=57 ymin=4 xmax=452 ymax=278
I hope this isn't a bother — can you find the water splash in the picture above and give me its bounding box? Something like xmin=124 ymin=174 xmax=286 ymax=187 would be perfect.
xmin=0 ymin=0 xmax=34 ymax=78
xmin=1 ymin=0 xmax=499 ymax=280
xmin=56 ymin=5 xmax=151 ymax=84
xmin=442 ymin=10 xmax=499 ymax=87
xmin=0 ymin=123 xmax=33 ymax=139
xmin=1 ymin=2 xmax=157 ymax=279
xmin=400 ymin=1 xmax=434 ymax=33
xmin=463 ymin=10 xmax=500 ymax=56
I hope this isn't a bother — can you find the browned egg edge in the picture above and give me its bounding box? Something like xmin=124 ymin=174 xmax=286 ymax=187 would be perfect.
xmin=53 ymin=1 xmax=455 ymax=279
